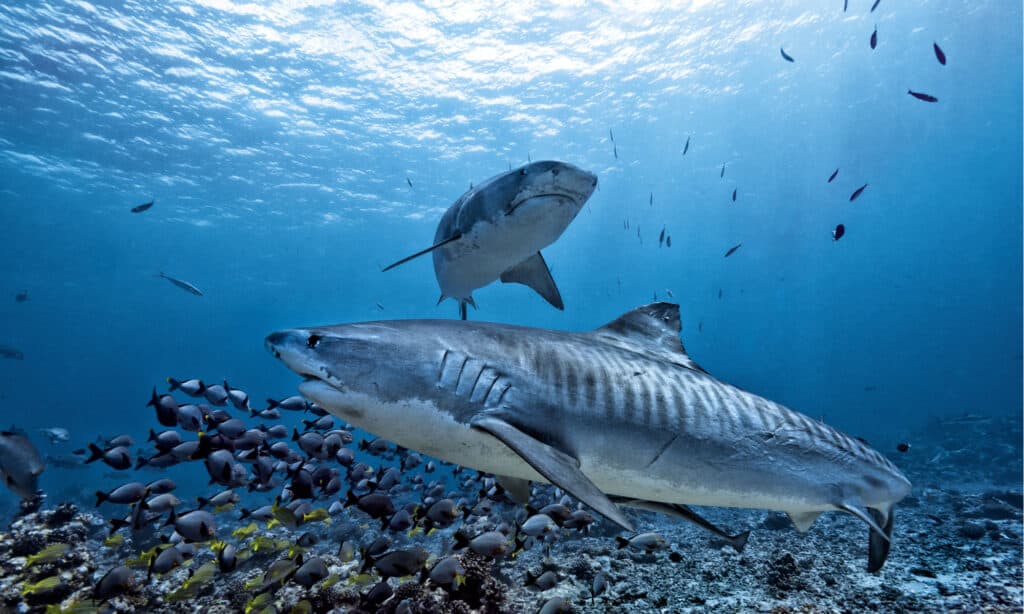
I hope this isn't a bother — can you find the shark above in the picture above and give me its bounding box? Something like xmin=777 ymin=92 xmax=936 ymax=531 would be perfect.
xmin=266 ymin=302 xmax=911 ymax=571
xmin=382 ymin=160 xmax=597 ymax=319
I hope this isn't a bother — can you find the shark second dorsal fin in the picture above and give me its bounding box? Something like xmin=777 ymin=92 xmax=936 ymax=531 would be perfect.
xmin=589 ymin=302 xmax=705 ymax=373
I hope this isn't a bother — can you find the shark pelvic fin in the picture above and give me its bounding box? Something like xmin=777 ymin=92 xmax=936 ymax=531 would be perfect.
xmin=470 ymin=415 xmax=634 ymax=531
xmin=612 ymin=497 xmax=750 ymax=552
xmin=787 ymin=510 xmax=822 ymax=533
xmin=837 ymin=502 xmax=889 ymax=541
xmin=382 ymin=232 xmax=463 ymax=272
xmin=499 ymin=252 xmax=564 ymax=310
xmin=591 ymin=302 xmax=705 ymax=373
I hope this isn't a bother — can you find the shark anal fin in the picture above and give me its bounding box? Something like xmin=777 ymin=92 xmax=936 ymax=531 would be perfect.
xmin=787 ymin=510 xmax=822 ymax=533
xmin=470 ymin=416 xmax=633 ymax=531
xmin=499 ymin=252 xmax=564 ymax=310
xmin=611 ymin=497 xmax=749 ymax=552
xmin=496 ymin=475 xmax=531 ymax=503
xmin=867 ymin=507 xmax=894 ymax=573
xmin=382 ymin=232 xmax=463 ymax=272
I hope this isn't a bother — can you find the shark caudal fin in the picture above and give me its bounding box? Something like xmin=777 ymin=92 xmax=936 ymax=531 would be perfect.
xmin=499 ymin=252 xmax=564 ymax=310
xmin=866 ymin=507 xmax=895 ymax=572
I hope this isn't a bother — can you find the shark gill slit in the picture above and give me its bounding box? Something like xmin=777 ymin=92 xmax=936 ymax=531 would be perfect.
xmin=437 ymin=349 xmax=450 ymax=385
xmin=468 ymin=364 xmax=487 ymax=399
xmin=453 ymin=357 xmax=468 ymax=391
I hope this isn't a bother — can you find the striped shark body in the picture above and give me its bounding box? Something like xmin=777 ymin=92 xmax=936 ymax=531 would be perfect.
xmin=266 ymin=302 xmax=911 ymax=571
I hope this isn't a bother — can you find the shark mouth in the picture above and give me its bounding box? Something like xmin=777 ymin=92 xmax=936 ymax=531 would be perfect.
xmin=506 ymin=192 xmax=578 ymax=216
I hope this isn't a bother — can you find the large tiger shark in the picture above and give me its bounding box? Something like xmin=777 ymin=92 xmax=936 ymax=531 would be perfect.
xmin=382 ymin=160 xmax=597 ymax=320
xmin=266 ymin=303 xmax=911 ymax=571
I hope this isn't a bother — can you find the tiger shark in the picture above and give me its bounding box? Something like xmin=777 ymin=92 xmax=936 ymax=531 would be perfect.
xmin=266 ymin=303 xmax=911 ymax=571
xmin=382 ymin=160 xmax=597 ymax=320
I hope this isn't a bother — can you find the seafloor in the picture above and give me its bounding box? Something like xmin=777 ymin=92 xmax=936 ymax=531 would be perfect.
xmin=0 ymin=413 xmax=1020 ymax=613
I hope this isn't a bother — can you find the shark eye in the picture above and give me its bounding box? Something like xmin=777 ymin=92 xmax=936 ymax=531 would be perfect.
xmin=551 ymin=167 xmax=559 ymax=176
xmin=519 ymin=169 xmax=526 ymax=176
xmin=307 ymin=334 xmax=321 ymax=348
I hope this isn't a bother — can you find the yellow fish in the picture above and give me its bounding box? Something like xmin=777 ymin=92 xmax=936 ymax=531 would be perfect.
xmin=26 ymin=543 xmax=70 ymax=567
xmin=21 ymin=575 xmax=63 ymax=597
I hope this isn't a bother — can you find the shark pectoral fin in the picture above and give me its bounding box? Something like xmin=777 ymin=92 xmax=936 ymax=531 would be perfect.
xmin=867 ymin=507 xmax=895 ymax=573
xmin=612 ymin=497 xmax=750 ymax=552
xmin=382 ymin=232 xmax=463 ymax=272
xmin=499 ymin=252 xmax=564 ymax=310
xmin=470 ymin=416 xmax=633 ymax=531
xmin=787 ymin=511 xmax=822 ymax=533
xmin=496 ymin=475 xmax=531 ymax=503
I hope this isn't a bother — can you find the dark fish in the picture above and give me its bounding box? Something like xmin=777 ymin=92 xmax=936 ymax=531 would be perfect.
xmin=896 ymin=442 xmax=910 ymax=453
xmin=718 ymin=288 xmax=722 ymax=299
xmin=157 ymin=272 xmax=203 ymax=296
xmin=86 ymin=443 xmax=131 ymax=470
xmin=849 ymin=183 xmax=868 ymax=201
xmin=682 ymin=136 xmax=690 ymax=155
xmin=908 ymin=89 xmax=938 ymax=103
xmin=609 ymin=128 xmax=614 ymax=142
xmin=698 ymin=320 xmax=703 ymax=332
xmin=780 ymin=47 xmax=794 ymax=62
xmin=720 ymin=163 xmax=725 ymax=178
xmin=613 ymin=144 xmax=618 ymax=159
xmin=0 ymin=345 xmax=24 ymax=360
xmin=649 ymin=192 xmax=653 ymax=207
xmin=731 ymin=189 xmax=737 ymax=202
xmin=870 ymin=0 xmax=880 ymax=11
xmin=131 ymin=201 xmax=153 ymax=213
xmin=724 ymin=243 xmax=742 ymax=258
xmin=870 ymin=26 xmax=877 ymax=50
xmin=843 ymin=0 xmax=848 ymax=11
xmin=666 ymin=235 xmax=671 ymax=248
xmin=933 ymin=42 xmax=946 ymax=65
xmin=828 ymin=168 xmax=839 ymax=183
xmin=0 ymin=430 xmax=44 ymax=498
xmin=406 ymin=177 xmax=412 ymax=188
xmin=658 ymin=227 xmax=665 ymax=247
xmin=14 ymin=290 xmax=28 ymax=302
xmin=94 ymin=566 xmax=135 ymax=602
xmin=832 ymin=224 xmax=845 ymax=241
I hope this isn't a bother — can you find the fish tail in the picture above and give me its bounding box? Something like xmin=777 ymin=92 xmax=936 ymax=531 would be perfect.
xmin=85 ymin=443 xmax=103 ymax=464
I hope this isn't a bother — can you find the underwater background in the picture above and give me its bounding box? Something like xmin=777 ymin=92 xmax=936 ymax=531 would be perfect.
xmin=0 ymin=0 xmax=1021 ymax=612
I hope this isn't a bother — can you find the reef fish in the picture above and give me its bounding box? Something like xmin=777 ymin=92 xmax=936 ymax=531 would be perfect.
xmin=0 ymin=430 xmax=44 ymax=498
xmin=157 ymin=272 xmax=203 ymax=296
xmin=382 ymin=161 xmax=598 ymax=319
xmin=267 ymin=302 xmax=912 ymax=571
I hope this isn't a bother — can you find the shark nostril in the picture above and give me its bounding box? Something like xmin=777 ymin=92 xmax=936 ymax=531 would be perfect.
xmin=307 ymin=334 xmax=321 ymax=348
xmin=551 ymin=167 xmax=559 ymax=176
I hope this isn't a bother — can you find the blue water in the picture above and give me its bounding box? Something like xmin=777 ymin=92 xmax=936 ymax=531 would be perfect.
xmin=0 ymin=0 xmax=1020 ymax=508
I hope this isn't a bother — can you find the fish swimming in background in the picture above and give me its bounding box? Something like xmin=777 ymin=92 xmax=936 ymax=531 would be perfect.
xmin=666 ymin=235 xmax=671 ymax=248
xmin=870 ymin=26 xmax=878 ymax=49
xmin=268 ymin=302 xmax=911 ymax=571
xmin=382 ymin=161 xmax=597 ymax=320
xmin=0 ymin=430 xmax=44 ymax=499
xmin=732 ymin=189 xmax=737 ymax=202
xmin=38 ymin=427 xmax=70 ymax=444
xmin=131 ymin=200 xmax=153 ymax=213
xmin=833 ymin=224 xmax=846 ymax=241
xmin=406 ymin=177 xmax=413 ymax=188
xmin=720 ymin=163 xmax=726 ymax=178
xmin=828 ymin=168 xmax=839 ymax=183
xmin=849 ymin=184 xmax=868 ymax=202
xmin=658 ymin=227 xmax=665 ymax=247
xmin=14 ymin=290 xmax=28 ymax=302
xmin=718 ymin=288 xmax=722 ymax=299
xmin=609 ymin=128 xmax=614 ymax=143
xmin=682 ymin=136 xmax=690 ymax=155
xmin=724 ymin=243 xmax=742 ymax=258
xmin=613 ymin=144 xmax=618 ymax=159
xmin=896 ymin=443 xmax=911 ymax=453
xmin=908 ymin=90 xmax=938 ymax=103
xmin=0 ymin=345 xmax=24 ymax=360
xmin=157 ymin=272 xmax=203 ymax=296
xmin=843 ymin=0 xmax=848 ymax=11
xmin=933 ymin=42 xmax=947 ymax=65
xmin=780 ymin=47 xmax=795 ymax=62
xmin=870 ymin=0 xmax=881 ymax=11
xmin=649 ymin=192 xmax=653 ymax=207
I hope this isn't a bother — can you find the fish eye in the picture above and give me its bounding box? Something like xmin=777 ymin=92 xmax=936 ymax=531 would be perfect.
xmin=551 ymin=167 xmax=559 ymax=176
xmin=307 ymin=334 xmax=321 ymax=348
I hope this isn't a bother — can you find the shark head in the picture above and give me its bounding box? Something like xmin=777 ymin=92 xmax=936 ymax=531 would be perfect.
xmin=432 ymin=161 xmax=598 ymax=306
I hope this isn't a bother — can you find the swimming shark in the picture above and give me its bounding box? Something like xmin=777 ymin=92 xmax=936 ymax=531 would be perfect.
xmin=382 ymin=160 xmax=597 ymax=319
xmin=266 ymin=302 xmax=911 ymax=571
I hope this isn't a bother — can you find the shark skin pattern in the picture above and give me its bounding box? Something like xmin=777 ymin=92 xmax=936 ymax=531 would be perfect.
xmin=266 ymin=303 xmax=911 ymax=571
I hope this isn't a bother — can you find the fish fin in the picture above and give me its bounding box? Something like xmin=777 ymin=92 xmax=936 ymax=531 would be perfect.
xmin=787 ymin=510 xmax=822 ymax=533
xmin=459 ymin=302 xmax=467 ymax=321
xmin=382 ymin=232 xmax=463 ymax=272
xmin=837 ymin=502 xmax=888 ymax=541
xmin=589 ymin=303 xmax=705 ymax=373
xmin=470 ymin=415 xmax=633 ymax=531
xmin=496 ymin=475 xmax=531 ymax=503
xmin=612 ymin=497 xmax=749 ymax=552
xmin=867 ymin=507 xmax=895 ymax=572
xmin=499 ymin=252 xmax=564 ymax=310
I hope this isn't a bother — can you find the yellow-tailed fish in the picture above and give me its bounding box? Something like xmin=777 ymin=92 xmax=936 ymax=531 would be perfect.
xmin=21 ymin=575 xmax=63 ymax=597
xmin=289 ymin=600 xmax=312 ymax=614
xmin=232 ymin=523 xmax=259 ymax=539
xmin=244 ymin=592 xmax=272 ymax=614
xmin=103 ymin=534 xmax=124 ymax=548
xmin=26 ymin=543 xmax=70 ymax=567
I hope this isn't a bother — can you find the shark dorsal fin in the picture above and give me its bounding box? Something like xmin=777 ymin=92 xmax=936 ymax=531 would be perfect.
xmin=590 ymin=302 xmax=706 ymax=373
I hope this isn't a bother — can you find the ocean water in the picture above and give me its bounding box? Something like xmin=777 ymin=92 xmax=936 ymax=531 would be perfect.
xmin=0 ymin=0 xmax=1020 ymax=611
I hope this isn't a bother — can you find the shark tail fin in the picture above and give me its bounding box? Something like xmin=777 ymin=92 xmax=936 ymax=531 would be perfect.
xmin=382 ymin=233 xmax=463 ymax=272
xmin=499 ymin=252 xmax=564 ymax=310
